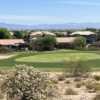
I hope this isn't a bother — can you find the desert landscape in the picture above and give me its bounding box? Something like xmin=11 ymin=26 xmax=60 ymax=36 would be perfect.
xmin=0 ymin=0 xmax=100 ymax=100
xmin=0 ymin=67 xmax=100 ymax=100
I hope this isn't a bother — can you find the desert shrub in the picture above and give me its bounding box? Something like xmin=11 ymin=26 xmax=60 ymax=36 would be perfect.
xmin=85 ymin=81 xmax=94 ymax=90
xmin=0 ymin=93 xmax=4 ymax=99
xmin=0 ymin=47 xmax=12 ymax=53
xmin=86 ymin=82 xmax=100 ymax=92
xmin=73 ymin=36 xmax=86 ymax=49
xmin=1 ymin=65 xmax=56 ymax=100
xmin=65 ymin=79 xmax=71 ymax=84
xmin=32 ymin=35 xmax=56 ymax=51
xmin=92 ymin=83 xmax=100 ymax=91
xmin=65 ymin=60 xmax=90 ymax=77
xmin=93 ymin=75 xmax=100 ymax=81
xmin=51 ymin=77 xmax=58 ymax=84
xmin=57 ymin=74 xmax=65 ymax=81
xmin=65 ymin=88 xmax=77 ymax=95
xmin=75 ymin=82 xmax=83 ymax=88
xmin=74 ymin=77 xmax=81 ymax=82
xmin=47 ymin=86 xmax=59 ymax=98
xmin=93 ymin=94 xmax=100 ymax=100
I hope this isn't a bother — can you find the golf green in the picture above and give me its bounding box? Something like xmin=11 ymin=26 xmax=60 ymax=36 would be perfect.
xmin=16 ymin=52 xmax=100 ymax=63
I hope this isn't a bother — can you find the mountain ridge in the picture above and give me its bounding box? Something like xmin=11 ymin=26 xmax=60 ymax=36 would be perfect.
xmin=0 ymin=22 xmax=100 ymax=30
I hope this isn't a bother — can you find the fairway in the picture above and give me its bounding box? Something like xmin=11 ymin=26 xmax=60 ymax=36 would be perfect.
xmin=16 ymin=52 xmax=100 ymax=62
xmin=1 ymin=50 xmax=100 ymax=71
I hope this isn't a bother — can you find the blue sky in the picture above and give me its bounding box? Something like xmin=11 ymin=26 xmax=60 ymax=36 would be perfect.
xmin=0 ymin=0 xmax=100 ymax=24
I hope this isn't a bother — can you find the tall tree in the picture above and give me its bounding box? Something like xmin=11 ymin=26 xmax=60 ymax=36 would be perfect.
xmin=0 ymin=28 xmax=12 ymax=39
xmin=14 ymin=30 xmax=29 ymax=39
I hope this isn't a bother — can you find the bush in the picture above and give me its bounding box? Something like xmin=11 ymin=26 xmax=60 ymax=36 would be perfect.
xmin=74 ymin=77 xmax=81 ymax=82
xmin=85 ymin=81 xmax=94 ymax=90
xmin=57 ymin=74 xmax=65 ymax=81
xmin=65 ymin=79 xmax=71 ymax=84
xmin=75 ymin=82 xmax=84 ymax=88
xmin=73 ymin=36 xmax=86 ymax=49
xmin=65 ymin=88 xmax=77 ymax=95
xmin=94 ymin=75 xmax=100 ymax=81
xmin=32 ymin=35 xmax=56 ymax=51
xmin=51 ymin=77 xmax=58 ymax=84
xmin=0 ymin=47 xmax=12 ymax=53
xmin=0 ymin=93 xmax=4 ymax=99
xmin=86 ymin=43 xmax=100 ymax=51
xmin=1 ymin=65 xmax=56 ymax=100
xmin=86 ymin=82 xmax=100 ymax=92
xmin=92 ymin=83 xmax=100 ymax=91
xmin=93 ymin=94 xmax=100 ymax=100
xmin=65 ymin=60 xmax=90 ymax=77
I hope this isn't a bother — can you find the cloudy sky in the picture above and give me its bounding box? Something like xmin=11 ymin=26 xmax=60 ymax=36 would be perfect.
xmin=0 ymin=0 xmax=100 ymax=24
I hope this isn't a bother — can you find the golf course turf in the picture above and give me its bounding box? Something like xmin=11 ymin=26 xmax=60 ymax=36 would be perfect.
xmin=0 ymin=50 xmax=100 ymax=71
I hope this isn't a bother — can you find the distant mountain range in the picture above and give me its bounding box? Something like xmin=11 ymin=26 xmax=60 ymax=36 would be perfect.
xmin=0 ymin=23 xmax=100 ymax=30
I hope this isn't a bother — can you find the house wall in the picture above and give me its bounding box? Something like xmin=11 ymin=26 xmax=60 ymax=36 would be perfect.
xmin=84 ymin=35 xmax=96 ymax=44
xmin=56 ymin=43 xmax=74 ymax=49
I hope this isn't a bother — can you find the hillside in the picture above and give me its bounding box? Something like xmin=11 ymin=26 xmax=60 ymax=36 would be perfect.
xmin=0 ymin=23 xmax=100 ymax=30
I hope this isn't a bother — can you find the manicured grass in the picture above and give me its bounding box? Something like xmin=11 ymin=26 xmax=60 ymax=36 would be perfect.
xmin=16 ymin=52 xmax=100 ymax=62
xmin=0 ymin=50 xmax=100 ymax=71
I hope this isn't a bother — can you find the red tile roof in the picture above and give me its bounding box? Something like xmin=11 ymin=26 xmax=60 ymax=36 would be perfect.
xmin=0 ymin=39 xmax=25 ymax=46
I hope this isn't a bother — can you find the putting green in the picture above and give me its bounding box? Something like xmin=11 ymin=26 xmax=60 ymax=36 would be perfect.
xmin=16 ymin=52 xmax=100 ymax=63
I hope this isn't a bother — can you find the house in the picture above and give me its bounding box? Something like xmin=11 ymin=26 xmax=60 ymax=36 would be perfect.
xmin=55 ymin=32 xmax=68 ymax=37
xmin=71 ymin=31 xmax=96 ymax=44
xmin=30 ymin=31 xmax=43 ymax=37
xmin=56 ymin=37 xmax=76 ymax=48
xmin=42 ymin=31 xmax=56 ymax=36
xmin=0 ymin=39 xmax=25 ymax=50
xmin=88 ymin=41 xmax=100 ymax=48
xmin=30 ymin=31 xmax=56 ymax=38
xmin=28 ymin=31 xmax=56 ymax=44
